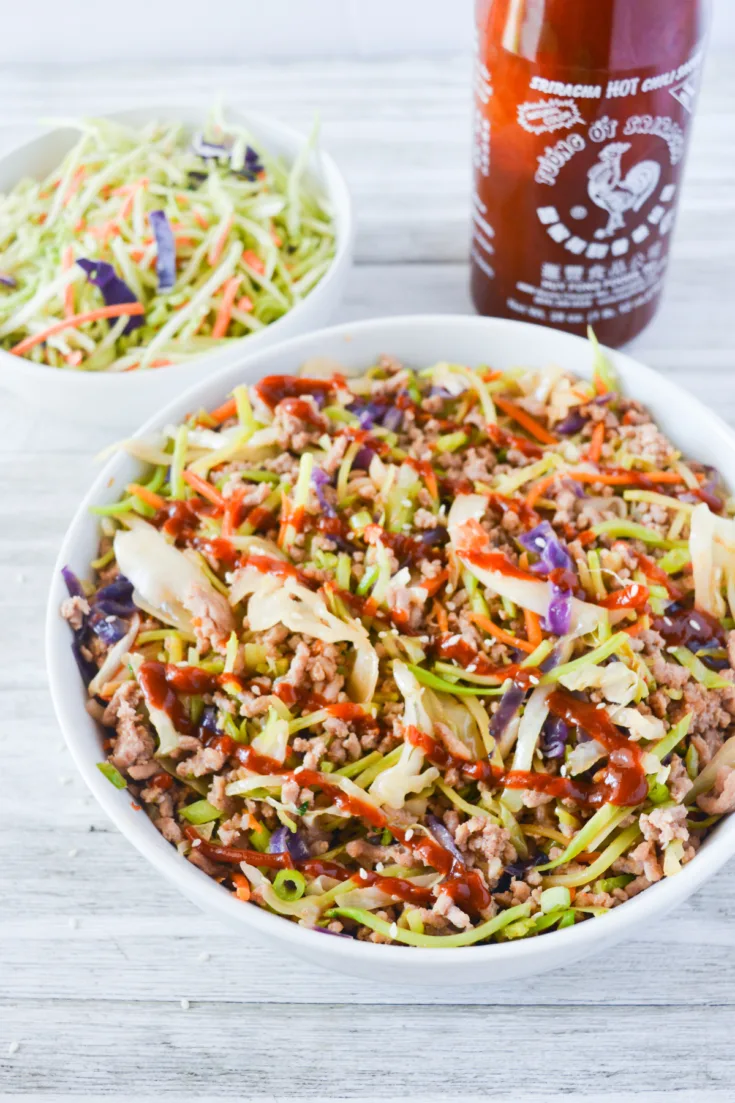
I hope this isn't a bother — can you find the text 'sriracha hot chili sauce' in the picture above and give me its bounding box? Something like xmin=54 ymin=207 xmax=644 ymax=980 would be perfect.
xmin=471 ymin=0 xmax=710 ymax=347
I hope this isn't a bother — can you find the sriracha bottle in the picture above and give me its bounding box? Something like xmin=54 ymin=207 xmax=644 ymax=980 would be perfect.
xmin=471 ymin=0 xmax=710 ymax=346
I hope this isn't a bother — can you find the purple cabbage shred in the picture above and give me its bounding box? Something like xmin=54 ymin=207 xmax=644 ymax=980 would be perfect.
xmin=544 ymin=584 xmax=573 ymax=636
xmin=425 ymin=814 xmax=464 ymax=864
xmin=519 ymin=521 xmax=573 ymax=574
xmin=269 ymin=826 xmax=311 ymax=862
xmin=540 ymin=716 xmax=569 ymax=759
xmin=148 ymin=210 xmax=176 ymax=291
xmin=311 ymin=467 xmax=336 ymax=518
xmin=490 ymin=684 xmax=526 ymax=737
xmin=76 ymin=259 xmax=143 ymax=334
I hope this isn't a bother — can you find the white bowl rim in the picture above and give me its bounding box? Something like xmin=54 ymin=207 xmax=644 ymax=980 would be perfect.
xmin=45 ymin=312 xmax=735 ymax=970
xmin=0 ymin=103 xmax=352 ymax=390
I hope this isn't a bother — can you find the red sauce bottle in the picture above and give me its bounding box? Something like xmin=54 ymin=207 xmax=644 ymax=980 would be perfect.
xmin=471 ymin=0 xmax=710 ymax=347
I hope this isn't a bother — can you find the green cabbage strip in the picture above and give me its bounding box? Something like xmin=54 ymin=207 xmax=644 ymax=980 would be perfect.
xmin=587 ymin=326 xmax=618 ymax=392
xmin=669 ymin=647 xmax=733 ymax=690
xmin=408 ymin=664 xmax=503 ymax=697
xmin=542 ymin=824 xmax=642 ymax=889
xmin=537 ymin=803 xmax=632 ymax=872
xmin=325 ymin=901 xmax=532 ymax=947
xmin=591 ymin=520 xmax=688 ymax=549
xmin=539 ymin=632 xmax=629 ymax=684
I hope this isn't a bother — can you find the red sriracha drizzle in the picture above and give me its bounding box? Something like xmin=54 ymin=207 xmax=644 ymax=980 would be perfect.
xmin=254 ymin=374 xmax=343 ymax=409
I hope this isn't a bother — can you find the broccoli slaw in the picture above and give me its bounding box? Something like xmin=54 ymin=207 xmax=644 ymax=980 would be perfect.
xmin=0 ymin=109 xmax=335 ymax=372
xmin=60 ymin=336 xmax=735 ymax=947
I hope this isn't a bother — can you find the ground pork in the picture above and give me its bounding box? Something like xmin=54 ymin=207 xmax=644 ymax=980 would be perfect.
xmin=60 ymin=595 xmax=90 ymax=630
xmin=667 ymin=754 xmax=694 ymax=803
xmin=627 ymin=839 xmax=663 ymax=882
xmin=345 ymin=839 xmax=418 ymax=868
xmin=619 ymin=421 xmax=675 ymax=466
xmin=431 ymin=890 xmax=471 ymax=930
xmin=103 ymin=682 xmax=156 ymax=776
xmin=272 ymin=398 xmax=326 ymax=452
xmin=276 ymin=639 xmax=344 ymax=703
xmin=183 ymin=580 xmax=235 ymax=654
xmin=157 ymin=816 xmax=184 ymax=844
xmin=177 ymin=743 xmax=229 ymax=779
xmin=453 ymin=817 xmax=516 ymax=886
xmin=697 ymin=766 xmax=735 ymax=815
xmin=639 ymin=804 xmax=689 ymax=849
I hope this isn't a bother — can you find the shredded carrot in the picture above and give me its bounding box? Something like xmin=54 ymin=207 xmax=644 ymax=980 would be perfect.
xmin=576 ymin=851 xmax=601 ymax=864
xmin=126 ymin=483 xmax=165 ymax=510
xmin=211 ymin=276 xmax=242 ymax=340
xmin=88 ymin=220 xmax=121 ymax=242
xmin=232 ymin=873 xmax=251 ymax=902
xmin=567 ymin=469 xmax=684 ymax=487
xmin=433 ymin=599 xmax=449 ymax=635
xmin=592 ymin=374 xmax=608 ymax=397
xmin=193 ymin=209 xmax=209 ymax=230
xmin=587 ymin=421 xmax=605 ymax=464
xmin=181 ymin=469 xmax=225 ymax=510
xmin=468 ymin=611 xmax=535 ymax=654
xmin=236 ymin=295 xmax=254 ymax=313
xmin=525 ymin=472 xmax=559 ymax=510
xmin=10 ymin=302 xmax=145 ymax=356
xmin=116 ymin=177 xmax=149 ymax=220
xmin=577 ymin=529 xmax=597 ymax=546
xmin=518 ymin=550 xmax=530 ymax=572
xmin=245 ymin=812 xmax=264 ymax=833
xmin=480 ymin=369 xmax=503 ymax=382
xmin=221 ymin=487 xmax=246 ymax=537
xmin=623 ymin=617 xmax=649 ymax=637
xmin=62 ymin=245 xmax=75 ymax=318
xmin=208 ymin=396 xmax=237 ymax=424
xmin=421 ymin=569 xmax=448 ymax=598
xmin=524 ymin=608 xmax=544 ymax=649
xmin=121 ymin=358 xmax=172 ymax=373
xmin=494 ymin=396 xmax=558 ymax=446
xmin=64 ymin=351 xmax=83 ymax=367
xmin=62 ymin=166 xmax=86 ymax=206
xmin=208 ymin=216 xmax=234 ymax=267
xmin=242 ymin=249 xmax=265 ymax=276
xmin=270 ymin=227 xmax=283 ymax=247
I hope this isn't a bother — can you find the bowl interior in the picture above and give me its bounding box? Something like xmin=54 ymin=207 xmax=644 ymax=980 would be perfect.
xmin=45 ymin=314 xmax=735 ymax=978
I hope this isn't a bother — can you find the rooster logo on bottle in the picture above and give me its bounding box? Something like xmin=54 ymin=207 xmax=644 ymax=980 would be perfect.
xmin=587 ymin=142 xmax=661 ymax=239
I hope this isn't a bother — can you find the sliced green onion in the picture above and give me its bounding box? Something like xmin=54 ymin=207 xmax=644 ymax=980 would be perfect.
xmin=97 ymin=762 xmax=126 ymax=789
xmin=273 ymin=869 xmax=306 ymax=902
xmin=180 ymin=800 xmax=222 ymax=825
xmin=591 ymin=520 xmax=687 ymax=549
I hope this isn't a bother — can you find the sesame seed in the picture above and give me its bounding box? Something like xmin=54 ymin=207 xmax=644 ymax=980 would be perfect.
xmin=445 ymin=633 xmax=461 ymax=647
xmin=467 ymin=663 xmax=477 ymax=673
xmin=68 ymin=848 xmax=78 ymax=858
xmin=191 ymin=839 xmax=201 ymax=848
xmin=68 ymin=917 xmax=78 ymax=930
xmin=375 ymin=861 xmax=384 ymax=872
xmin=294 ymin=765 xmax=305 ymax=775
xmin=198 ymin=951 xmax=210 ymax=963
xmin=389 ymin=922 xmax=398 ymax=939
xmin=418 ymin=635 xmax=430 ymax=644
xmin=402 ymin=524 xmax=412 ymax=531
xmin=359 ymin=868 xmax=369 ymax=880
xmin=401 ymin=498 xmax=413 ymax=508
xmin=180 ymin=998 xmax=190 ymax=1010
xmin=404 ymin=828 xmax=414 ymax=841
xmin=7 ymin=1041 xmax=19 ymax=1056
xmin=378 ymin=631 xmax=387 ymax=638
xmin=251 ymin=685 xmax=261 ymax=696
xmin=446 ymin=602 xmax=456 ymax=611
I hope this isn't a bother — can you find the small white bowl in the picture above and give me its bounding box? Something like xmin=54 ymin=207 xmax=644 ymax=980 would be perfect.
xmin=0 ymin=106 xmax=353 ymax=429
xmin=46 ymin=315 xmax=735 ymax=985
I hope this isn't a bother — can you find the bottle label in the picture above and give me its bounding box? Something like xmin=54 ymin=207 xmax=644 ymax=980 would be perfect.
xmin=472 ymin=40 xmax=705 ymax=330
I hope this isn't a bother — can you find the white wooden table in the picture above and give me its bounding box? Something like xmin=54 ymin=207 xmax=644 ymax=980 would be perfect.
xmin=1 ymin=53 xmax=734 ymax=1102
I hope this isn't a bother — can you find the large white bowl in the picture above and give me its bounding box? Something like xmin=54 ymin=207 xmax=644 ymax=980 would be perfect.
xmin=0 ymin=106 xmax=352 ymax=429
xmin=46 ymin=315 xmax=735 ymax=985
